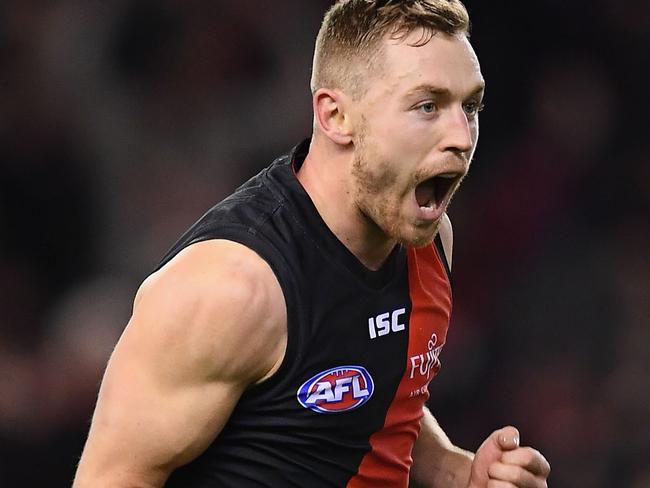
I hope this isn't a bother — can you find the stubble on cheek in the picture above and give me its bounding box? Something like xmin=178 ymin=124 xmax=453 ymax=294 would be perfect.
xmin=352 ymin=149 xmax=439 ymax=247
xmin=351 ymin=134 xmax=403 ymax=238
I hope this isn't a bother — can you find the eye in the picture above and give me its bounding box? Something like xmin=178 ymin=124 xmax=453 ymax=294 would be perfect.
xmin=462 ymin=101 xmax=485 ymax=119
xmin=417 ymin=102 xmax=437 ymax=114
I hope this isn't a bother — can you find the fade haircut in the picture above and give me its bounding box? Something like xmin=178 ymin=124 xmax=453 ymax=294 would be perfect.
xmin=311 ymin=0 xmax=471 ymax=99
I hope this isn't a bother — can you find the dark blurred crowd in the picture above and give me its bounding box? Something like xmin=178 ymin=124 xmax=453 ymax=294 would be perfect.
xmin=0 ymin=1 xmax=647 ymax=486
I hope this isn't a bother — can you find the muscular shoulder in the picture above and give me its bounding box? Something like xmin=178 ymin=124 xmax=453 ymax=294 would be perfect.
xmin=437 ymin=213 xmax=453 ymax=271
xmin=73 ymin=240 xmax=287 ymax=484
xmin=133 ymin=239 xmax=287 ymax=386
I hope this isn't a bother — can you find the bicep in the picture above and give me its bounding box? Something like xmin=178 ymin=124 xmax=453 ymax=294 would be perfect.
xmin=75 ymin=314 xmax=246 ymax=487
xmin=75 ymin=241 xmax=287 ymax=487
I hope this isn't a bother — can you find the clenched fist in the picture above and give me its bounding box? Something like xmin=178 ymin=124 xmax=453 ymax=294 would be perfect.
xmin=468 ymin=426 xmax=550 ymax=488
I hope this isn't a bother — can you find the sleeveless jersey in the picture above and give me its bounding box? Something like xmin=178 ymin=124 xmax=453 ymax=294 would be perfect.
xmin=160 ymin=140 xmax=453 ymax=488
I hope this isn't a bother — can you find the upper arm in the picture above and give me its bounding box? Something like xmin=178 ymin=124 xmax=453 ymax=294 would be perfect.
xmin=74 ymin=240 xmax=287 ymax=488
xmin=438 ymin=213 xmax=454 ymax=271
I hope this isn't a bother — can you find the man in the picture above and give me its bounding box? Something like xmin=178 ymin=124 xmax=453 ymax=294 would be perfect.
xmin=74 ymin=1 xmax=550 ymax=487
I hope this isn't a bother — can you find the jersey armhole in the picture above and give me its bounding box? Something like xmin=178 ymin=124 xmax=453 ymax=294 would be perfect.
xmin=434 ymin=234 xmax=452 ymax=287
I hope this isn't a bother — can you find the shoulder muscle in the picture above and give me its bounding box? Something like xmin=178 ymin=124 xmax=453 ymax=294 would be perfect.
xmin=74 ymin=239 xmax=286 ymax=487
xmin=135 ymin=239 xmax=287 ymax=384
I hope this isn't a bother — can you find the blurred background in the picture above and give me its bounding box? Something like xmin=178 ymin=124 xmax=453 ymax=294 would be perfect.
xmin=0 ymin=0 xmax=647 ymax=486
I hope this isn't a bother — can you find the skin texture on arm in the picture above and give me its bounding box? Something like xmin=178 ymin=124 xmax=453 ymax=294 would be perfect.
xmin=73 ymin=240 xmax=287 ymax=488
xmin=410 ymin=413 xmax=552 ymax=488
xmin=410 ymin=407 xmax=474 ymax=488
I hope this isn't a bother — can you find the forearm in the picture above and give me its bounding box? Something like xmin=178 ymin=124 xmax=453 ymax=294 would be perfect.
xmin=73 ymin=437 xmax=171 ymax=488
xmin=410 ymin=408 xmax=474 ymax=488
xmin=73 ymin=474 xmax=163 ymax=488
xmin=73 ymin=458 xmax=167 ymax=488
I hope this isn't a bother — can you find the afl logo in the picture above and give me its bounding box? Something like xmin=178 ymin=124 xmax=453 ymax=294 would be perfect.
xmin=297 ymin=366 xmax=374 ymax=414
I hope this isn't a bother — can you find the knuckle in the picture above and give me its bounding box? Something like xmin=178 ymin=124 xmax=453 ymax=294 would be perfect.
xmin=524 ymin=446 xmax=539 ymax=458
xmin=524 ymin=447 xmax=544 ymax=465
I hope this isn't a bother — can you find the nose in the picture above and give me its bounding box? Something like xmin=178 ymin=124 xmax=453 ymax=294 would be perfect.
xmin=438 ymin=107 xmax=474 ymax=156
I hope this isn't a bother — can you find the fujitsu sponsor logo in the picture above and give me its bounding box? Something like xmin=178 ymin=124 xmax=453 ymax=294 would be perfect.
xmin=297 ymin=366 xmax=374 ymax=414
xmin=409 ymin=332 xmax=444 ymax=381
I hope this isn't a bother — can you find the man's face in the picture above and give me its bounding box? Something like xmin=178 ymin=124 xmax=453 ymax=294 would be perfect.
xmin=350 ymin=30 xmax=484 ymax=247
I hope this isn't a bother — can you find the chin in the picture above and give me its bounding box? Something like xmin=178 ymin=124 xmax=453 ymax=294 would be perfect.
xmin=395 ymin=224 xmax=439 ymax=248
xmin=398 ymin=235 xmax=435 ymax=248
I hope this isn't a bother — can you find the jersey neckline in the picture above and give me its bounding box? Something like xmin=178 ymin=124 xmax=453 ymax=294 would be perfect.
xmin=268 ymin=139 xmax=404 ymax=290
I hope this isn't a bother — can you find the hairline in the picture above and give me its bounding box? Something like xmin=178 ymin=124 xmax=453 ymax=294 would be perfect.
xmin=313 ymin=28 xmax=471 ymax=101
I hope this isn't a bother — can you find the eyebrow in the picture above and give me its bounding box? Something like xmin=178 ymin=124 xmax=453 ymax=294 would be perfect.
xmin=405 ymin=82 xmax=486 ymax=99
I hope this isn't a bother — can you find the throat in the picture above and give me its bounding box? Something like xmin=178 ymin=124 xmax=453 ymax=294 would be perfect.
xmin=298 ymin=152 xmax=396 ymax=271
xmin=343 ymin=209 xmax=398 ymax=271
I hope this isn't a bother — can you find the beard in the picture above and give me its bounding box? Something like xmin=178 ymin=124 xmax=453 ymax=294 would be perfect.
xmin=350 ymin=123 xmax=440 ymax=248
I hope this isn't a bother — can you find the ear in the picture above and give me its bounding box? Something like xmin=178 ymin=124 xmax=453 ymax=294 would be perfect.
xmin=312 ymin=88 xmax=353 ymax=146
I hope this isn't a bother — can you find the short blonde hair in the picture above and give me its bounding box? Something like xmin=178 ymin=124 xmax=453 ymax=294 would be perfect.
xmin=311 ymin=0 xmax=471 ymax=99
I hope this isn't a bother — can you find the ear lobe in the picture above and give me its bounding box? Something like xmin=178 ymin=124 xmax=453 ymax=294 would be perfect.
xmin=313 ymin=88 xmax=353 ymax=146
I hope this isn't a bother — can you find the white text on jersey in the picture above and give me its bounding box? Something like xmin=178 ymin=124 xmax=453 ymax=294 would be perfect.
xmin=368 ymin=308 xmax=406 ymax=339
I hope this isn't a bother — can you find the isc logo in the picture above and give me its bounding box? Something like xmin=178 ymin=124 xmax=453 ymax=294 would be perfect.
xmin=297 ymin=366 xmax=374 ymax=414
xmin=368 ymin=308 xmax=406 ymax=339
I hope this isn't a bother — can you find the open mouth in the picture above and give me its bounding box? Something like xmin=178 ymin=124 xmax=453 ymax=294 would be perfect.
xmin=414 ymin=172 xmax=461 ymax=210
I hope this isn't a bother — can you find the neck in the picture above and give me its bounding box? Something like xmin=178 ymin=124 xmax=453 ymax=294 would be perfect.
xmin=297 ymin=135 xmax=396 ymax=271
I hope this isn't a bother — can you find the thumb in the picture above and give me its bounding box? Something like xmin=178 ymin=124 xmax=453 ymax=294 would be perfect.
xmin=468 ymin=426 xmax=520 ymax=487
xmin=494 ymin=425 xmax=520 ymax=451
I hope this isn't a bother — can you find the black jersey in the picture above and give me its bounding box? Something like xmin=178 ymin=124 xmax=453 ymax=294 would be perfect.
xmin=159 ymin=140 xmax=453 ymax=488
